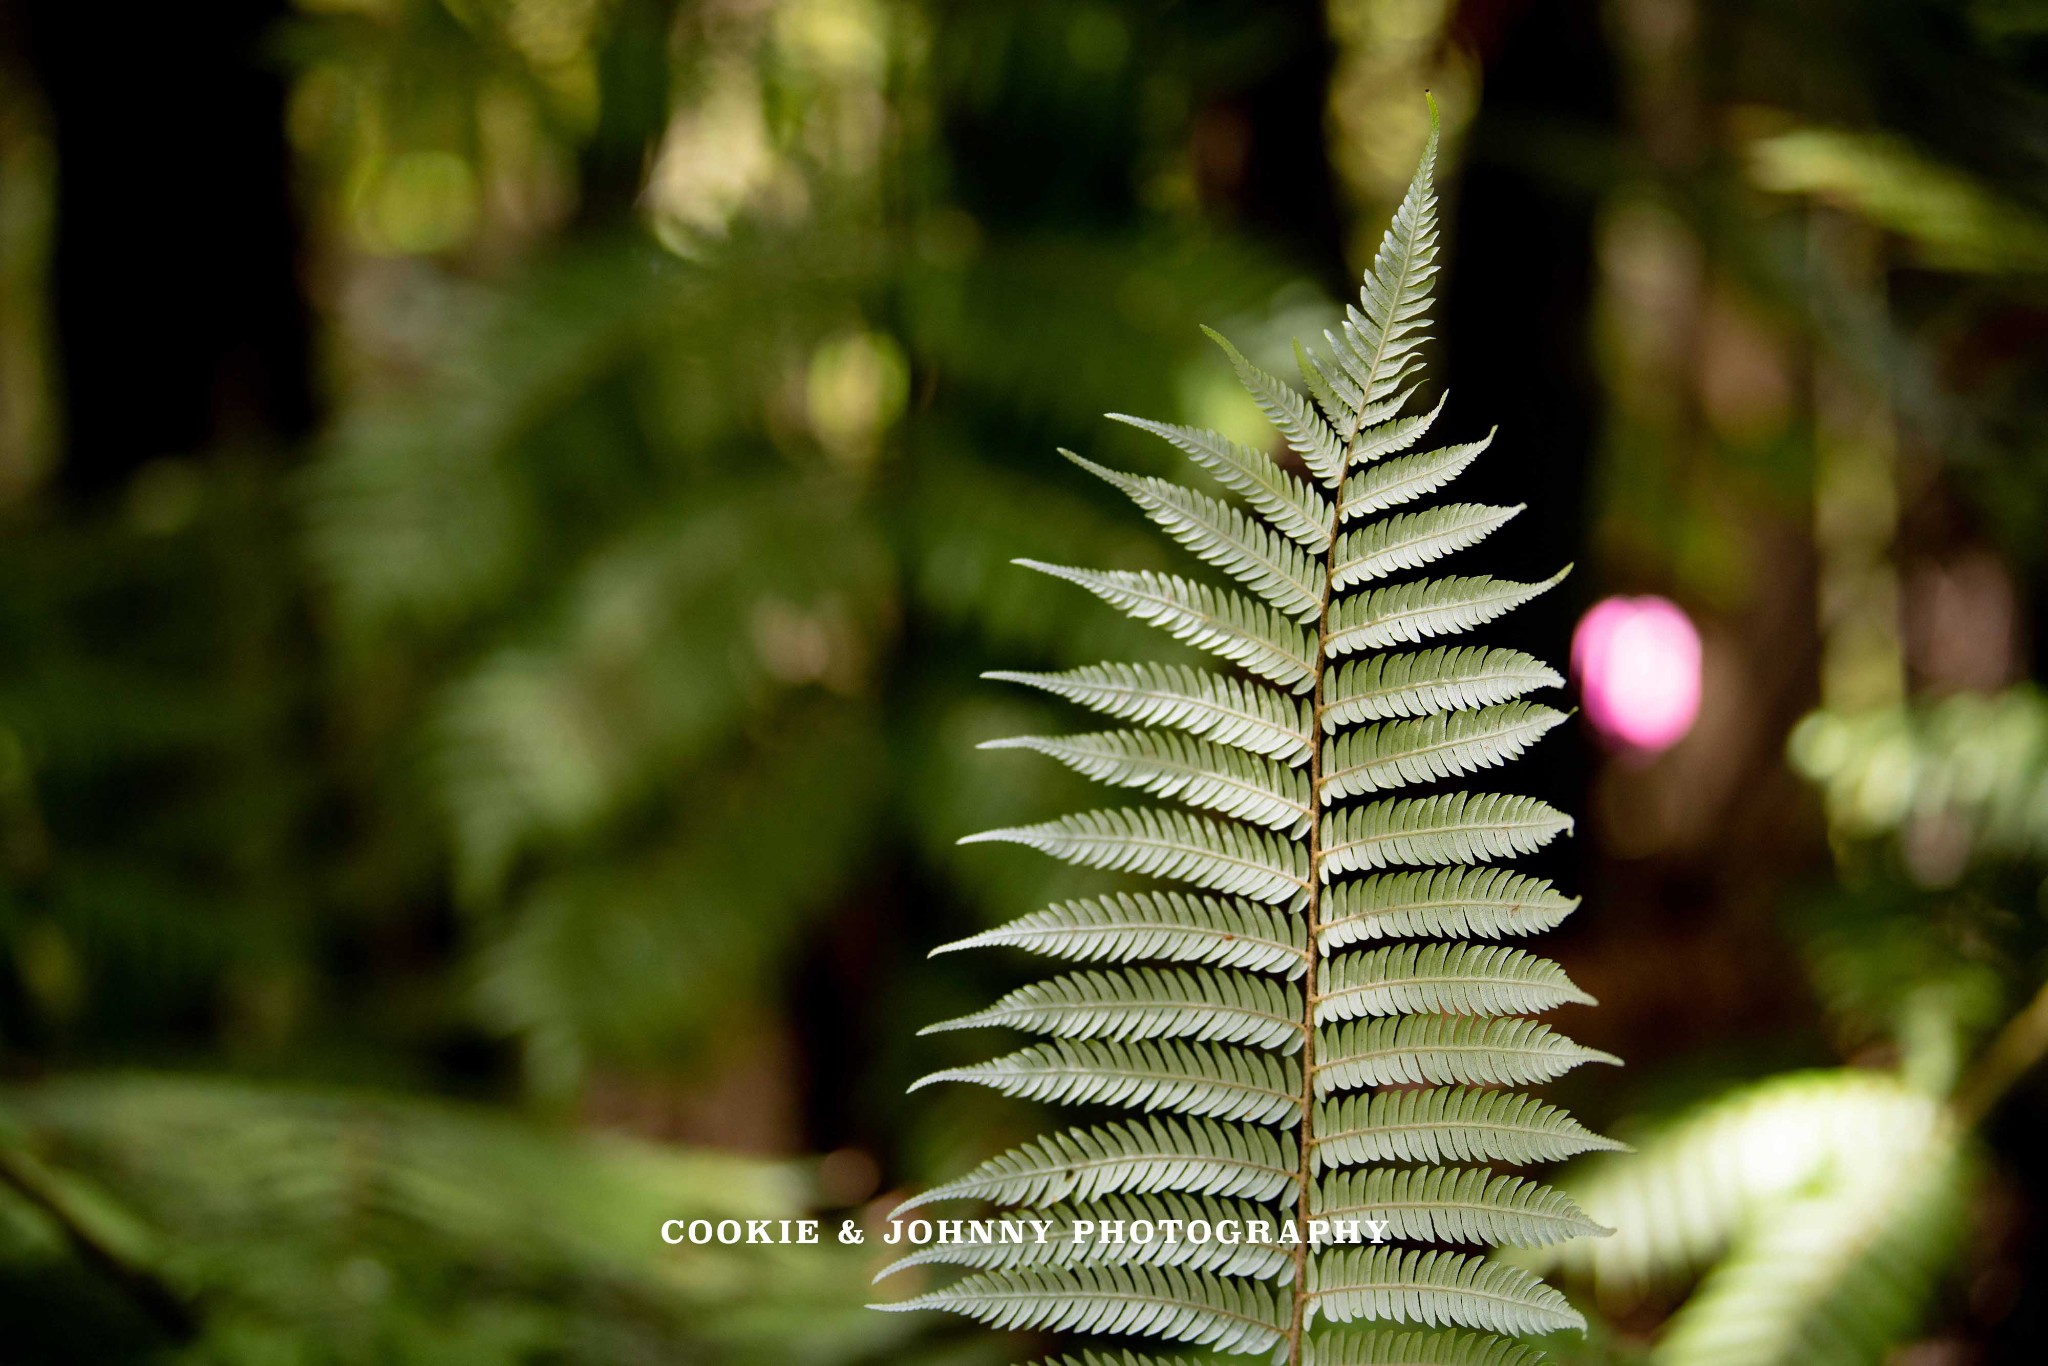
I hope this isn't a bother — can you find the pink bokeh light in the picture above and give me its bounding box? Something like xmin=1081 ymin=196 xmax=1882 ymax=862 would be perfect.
xmin=1572 ymin=596 xmax=1702 ymax=754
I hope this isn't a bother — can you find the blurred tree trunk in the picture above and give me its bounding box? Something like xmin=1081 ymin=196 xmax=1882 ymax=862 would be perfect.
xmin=1440 ymin=0 xmax=1615 ymax=842
xmin=20 ymin=0 xmax=312 ymax=497
xmin=1231 ymin=0 xmax=1350 ymax=291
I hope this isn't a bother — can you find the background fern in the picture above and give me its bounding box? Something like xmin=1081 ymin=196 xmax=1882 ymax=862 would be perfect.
xmin=882 ymin=107 xmax=1616 ymax=1364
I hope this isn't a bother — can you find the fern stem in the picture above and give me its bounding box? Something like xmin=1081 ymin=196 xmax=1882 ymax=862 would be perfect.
xmin=1285 ymin=123 xmax=1435 ymax=1355
xmin=1286 ymin=511 xmax=1336 ymax=1364
xmin=1287 ymin=343 xmax=1388 ymax=1361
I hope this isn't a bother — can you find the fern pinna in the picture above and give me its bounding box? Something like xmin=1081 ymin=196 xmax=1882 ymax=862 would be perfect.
xmin=880 ymin=105 xmax=1620 ymax=1365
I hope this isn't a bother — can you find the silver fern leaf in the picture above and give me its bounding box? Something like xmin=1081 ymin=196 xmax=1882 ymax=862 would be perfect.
xmin=878 ymin=1191 xmax=1295 ymax=1281
xmin=1331 ymin=503 xmax=1525 ymax=590
xmin=985 ymin=662 xmax=1313 ymax=764
xmin=1105 ymin=413 xmax=1332 ymax=548
xmin=1314 ymin=1166 xmax=1610 ymax=1247
xmin=920 ymin=966 xmax=1305 ymax=1052
xmin=1306 ymin=1247 xmax=1584 ymax=1336
xmin=1316 ymin=1016 xmax=1620 ymax=1094
xmin=982 ymin=729 xmax=1312 ymax=834
xmin=1319 ymin=702 xmax=1567 ymax=799
xmin=1339 ymin=434 xmax=1494 ymax=521
xmin=877 ymin=1264 xmax=1286 ymax=1351
xmin=1303 ymin=1327 xmax=1547 ymax=1366
xmin=1319 ymin=869 xmax=1580 ymax=949
xmin=1065 ymin=450 xmax=1324 ymax=620
xmin=932 ymin=892 xmax=1309 ymax=977
xmin=913 ymin=1037 xmax=1302 ymax=1124
xmin=1314 ymin=942 xmax=1594 ymax=1022
xmin=885 ymin=98 xmax=1613 ymax=1365
xmin=1313 ymin=1088 xmax=1626 ymax=1170
xmin=1323 ymin=647 xmax=1563 ymax=729
xmin=896 ymin=1115 xmax=1298 ymax=1213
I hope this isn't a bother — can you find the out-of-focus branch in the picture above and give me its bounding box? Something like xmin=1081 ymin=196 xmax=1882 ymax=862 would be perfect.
xmin=0 ymin=1138 xmax=197 ymax=1341
xmin=1954 ymin=977 xmax=2048 ymax=1128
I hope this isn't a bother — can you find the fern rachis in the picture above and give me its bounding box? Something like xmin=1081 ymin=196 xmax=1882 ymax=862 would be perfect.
xmin=881 ymin=102 xmax=1617 ymax=1364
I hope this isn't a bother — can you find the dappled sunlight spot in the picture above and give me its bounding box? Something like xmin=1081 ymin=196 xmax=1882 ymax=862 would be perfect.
xmin=806 ymin=329 xmax=909 ymax=464
xmin=351 ymin=150 xmax=481 ymax=256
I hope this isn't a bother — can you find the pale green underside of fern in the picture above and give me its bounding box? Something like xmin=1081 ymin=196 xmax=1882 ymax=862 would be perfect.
xmin=985 ymin=729 xmax=1312 ymax=834
xmin=878 ymin=1190 xmax=1296 ymax=1283
xmin=1301 ymin=1328 xmax=1550 ymax=1366
xmin=1313 ymin=1166 xmax=1610 ymax=1248
xmin=1033 ymin=1329 xmax=1550 ymax=1366
xmin=896 ymin=1115 xmax=1298 ymax=1213
xmin=1324 ymin=569 xmax=1572 ymax=658
xmin=875 ymin=1264 xmax=1286 ymax=1353
xmin=1315 ymin=1016 xmax=1619 ymax=1096
xmin=892 ymin=101 xmax=1608 ymax=1363
xmin=1313 ymin=1088 xmax=1626 ymax=1171
xmin=921 ymin=965 xmax=1306 ymax=1052
xmin=1319 ymin=793 xmax=1572 ymax=878
xmin=1320 ymin=703 xmax=1567 ymax=799
xmin=963 ymin=807 xmax=1311 ymax=908
xmin=914 ymin=1036 xmax=1303 ymax=1124
xmin=1306 ymin=1248 xmax=1585 ymax=1337
xmin=1314 ymin=942 xmax=1593 ymax=1022
xmin=931 ymin=892 xmax=1309 ymax=977
xmin=1319 ymin=869 xmax=1580 ymax=950
xmin=1323 ymin=648 xmax=1563 ymax=729
xmin=1067 ymin=450 xmax=1323 ymax=620
xmin=986 ymin=662 xmax=1313 ymax=764
xmin=1339 ymin=435 xmax=1495 ymax=521
xmin=1331 ymin=503 xmax=1523 ymax=591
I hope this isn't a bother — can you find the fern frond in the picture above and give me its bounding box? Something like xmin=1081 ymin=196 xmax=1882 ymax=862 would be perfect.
xmin=909 ymin=101 xmax=1607 ymax=1363
xmin=932 ymin=893 xmax=1308 ymax=978
xmin=1316 ymin=1016 xmax=1619 ymax=1094
xmin=896 ymin=1116 xmax=1297 ymax=1213
xmin=1315 ymin=1167 xmax=1609 ymax=1248
xmin=1302 ymin=1327 xmax=1545 ymax=1366
xmin=1020 ymin=560 xmax=1318 ymax=692
xmin=1323 ymin=648 xmax=1562 ymax=729
xmin=962 ymin=807 xmax=1310 ymax=907
xmin=1541 ymin=1071 xmax=1969 ymax=1366
xmin=1203 ymin=328 xmax=1347 ymax=488
xmin=912 ymin=1038 xmax=1302 ymax=1124
xmin=1325 ymin=569 xmax=1570 ymax=657
xmin=1331 ymin=504 xmax=1523 ymax=591
xmin=1036 ymin=1354 xmax=1211 ymax=1366
xmin=1313 ymin=1088 xmax=1625 ymax=1170
xmin=1106 ymin=414 xmax=1331 ymax=549
xmin=1315 ymin=943 xmax=1592 ymax=1022
xmin=877 ymin=1265 xmax=1287 ymax=1352
xmin=1340 ymin=435 xmax=1493 ymax=522
xmin=1320 ymin=703 xmax=1565 ymax=799
xmin=1319 ymin=794 xmax=1572 ymax=877
xmin=922 ymin=967 xmax=1305 ymax=1052
xmin=985 ymin=663 xmax=1312 ymax=764
xmin=878 ymin=1191 xmax=1294 ymax=1282
xmin=984 ymin=730 xmax=1312 ymax=834
xmin=1307 ymin=1247 xmax=1583 ymax=1336
xmin=1320 ymin=869 xmax=1581 ymax=950
xmin=1066 ymin=451 xmax=1323 ymax=619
